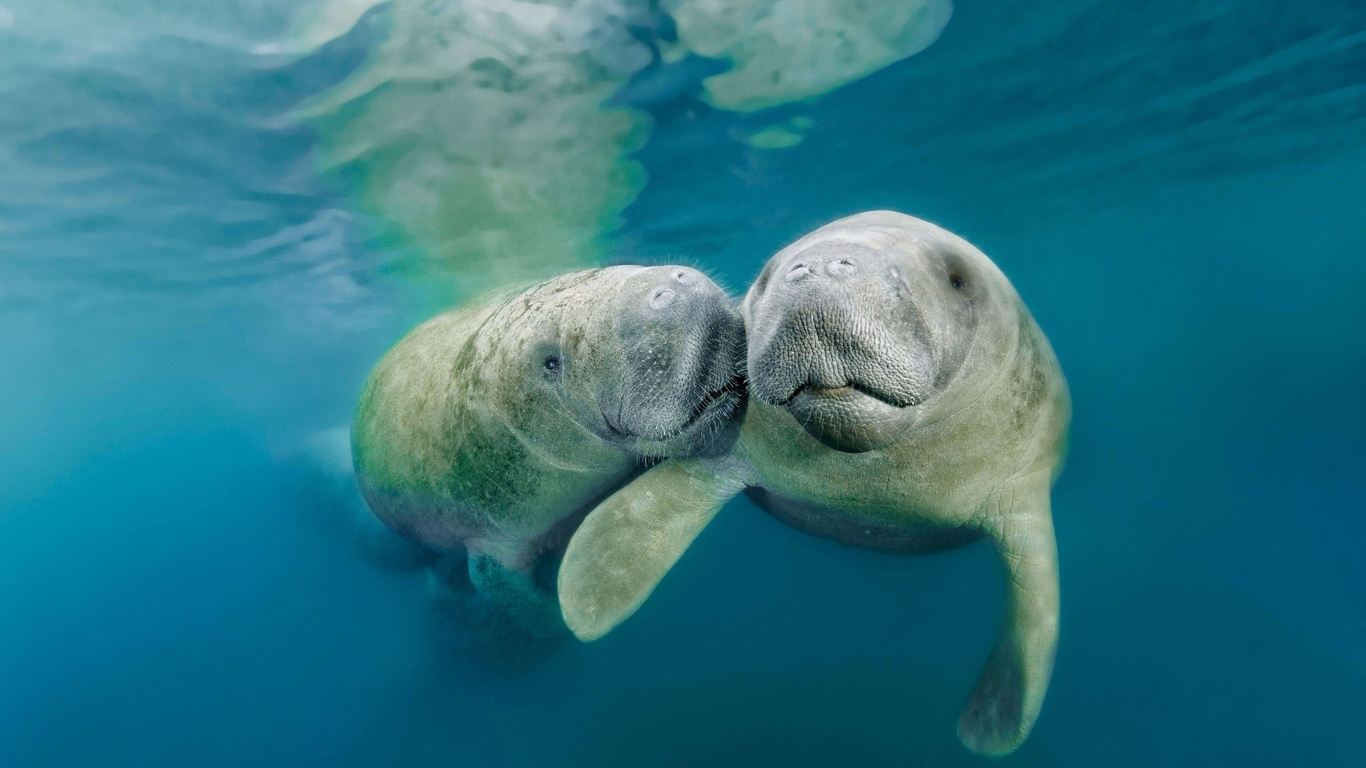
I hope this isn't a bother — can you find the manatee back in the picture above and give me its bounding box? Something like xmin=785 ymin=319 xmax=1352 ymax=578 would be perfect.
xmin=352 ymin=303 xmax=505 ymax=547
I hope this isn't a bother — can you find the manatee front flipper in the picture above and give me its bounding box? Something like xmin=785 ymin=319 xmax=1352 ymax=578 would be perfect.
xmin=467 ymin=552 xmax=567 ymax=639
xmin=958 ymin=471 xmax=1060 ymax=756
xmin=558 ymin=458 xmax=746 ymax=641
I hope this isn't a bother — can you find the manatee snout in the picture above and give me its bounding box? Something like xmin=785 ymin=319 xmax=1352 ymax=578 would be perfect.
xmin=744 ymin=240 xmax=935 ymax=453
xmin=615 ymin=266 xmax=746 ymax=456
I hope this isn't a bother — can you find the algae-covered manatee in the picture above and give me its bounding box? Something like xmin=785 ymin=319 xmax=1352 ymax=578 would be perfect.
xmin=355 ymin=266 xmax=745 ymax=637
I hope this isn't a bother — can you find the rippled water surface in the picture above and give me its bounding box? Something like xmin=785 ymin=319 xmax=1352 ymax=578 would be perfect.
xmin=3 ymin=1 xmax=1365 ymax=765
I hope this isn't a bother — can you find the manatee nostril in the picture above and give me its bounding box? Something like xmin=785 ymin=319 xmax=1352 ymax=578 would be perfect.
xmin=826 ymin=258 xmax=856 ymax=278
xmin=785 ymin=263 xmax=813 ymax=282
xmin=650 ymin=288 xmax=677 ymax=309
xmin=673 ymin=269 xmax=696 ymax=286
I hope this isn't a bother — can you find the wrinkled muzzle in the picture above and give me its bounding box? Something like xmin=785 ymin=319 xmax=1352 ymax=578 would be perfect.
xmin=612 ymin=267 xmax=746 ymax=456
xmin=745 ymin=242 xmax=936 ymax=452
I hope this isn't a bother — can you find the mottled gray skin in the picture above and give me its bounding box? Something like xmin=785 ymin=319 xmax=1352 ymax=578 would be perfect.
xmin=354 ymin=266 xmax=745 ymax=636
xmin=559 ymin=213 xmax=1070 ymax=755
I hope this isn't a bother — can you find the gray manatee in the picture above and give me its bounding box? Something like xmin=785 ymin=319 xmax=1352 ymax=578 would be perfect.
xmin=558 ymin=212 xmax=1071 ymax=755
xmin=354 ymin=266 xmax=746 ymax=637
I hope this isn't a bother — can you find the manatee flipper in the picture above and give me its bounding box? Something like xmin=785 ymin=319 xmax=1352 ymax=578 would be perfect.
xmin=467 ymin=551 xmax=567 ymax=639
xmin=958 ymin=471 xmax=1060 ymax=756
xmin=558 ymin=458 xmax=746 ymax=641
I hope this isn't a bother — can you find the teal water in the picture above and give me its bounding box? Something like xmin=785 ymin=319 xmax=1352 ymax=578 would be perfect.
xmin=3 ymin=1 xmax=1365 ymax=765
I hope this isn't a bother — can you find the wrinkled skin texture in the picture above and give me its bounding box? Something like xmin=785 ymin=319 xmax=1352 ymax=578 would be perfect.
xmin=558 ymin=213 xmax=1070 ymax=755
xmin=354 ymin=266 xmax=745 ymax=636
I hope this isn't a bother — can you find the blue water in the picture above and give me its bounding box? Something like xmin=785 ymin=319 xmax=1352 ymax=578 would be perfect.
xmin=3 ymin=1 xmax=1365 ymax=765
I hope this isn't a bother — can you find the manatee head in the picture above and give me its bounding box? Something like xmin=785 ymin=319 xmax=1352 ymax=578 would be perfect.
xmin=498 ymin=266 xmax=746 ymax=461
xmin=743 ymin=211 xmax=991 ymax=453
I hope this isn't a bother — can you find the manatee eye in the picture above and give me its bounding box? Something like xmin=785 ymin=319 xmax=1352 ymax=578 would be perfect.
xmin=950 ymin=273 xmax=966 ymax=290
xmin=542 ymin=353 xmax=563 ymax=381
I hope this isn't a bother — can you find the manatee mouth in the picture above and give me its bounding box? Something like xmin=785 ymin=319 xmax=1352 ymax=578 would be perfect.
xmin=678 ymin=373 xmax=747 ymax=435
xmin=776 ymin=382 xmax=918 ymax=410
xmin=603 ymin=373 xmax=746 ymax=445
xmin=777 ymin=381 xmax=920 ymax=454
xmin=643 ymin=373 xmax=746 ymax=442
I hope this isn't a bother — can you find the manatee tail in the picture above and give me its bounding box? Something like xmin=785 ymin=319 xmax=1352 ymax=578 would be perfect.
xmin=957 ymin=472 xmax=1060 ymax=756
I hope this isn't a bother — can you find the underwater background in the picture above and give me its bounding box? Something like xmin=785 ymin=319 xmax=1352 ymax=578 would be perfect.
xmin=2 ymin=0 xmax=1365 ymax=765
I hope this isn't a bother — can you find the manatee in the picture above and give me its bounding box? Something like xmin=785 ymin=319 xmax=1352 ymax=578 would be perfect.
xmin=353 ymin=266 xmax=746 ymax=637
xmin=558 ymin=212 xmax=1071 ymax=755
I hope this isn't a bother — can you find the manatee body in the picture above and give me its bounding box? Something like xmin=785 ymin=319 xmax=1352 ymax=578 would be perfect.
xmin=559 ymin=213 xmax=1070 ymax=755
xmin=355 ymin=266 xmax=745 ymax=636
